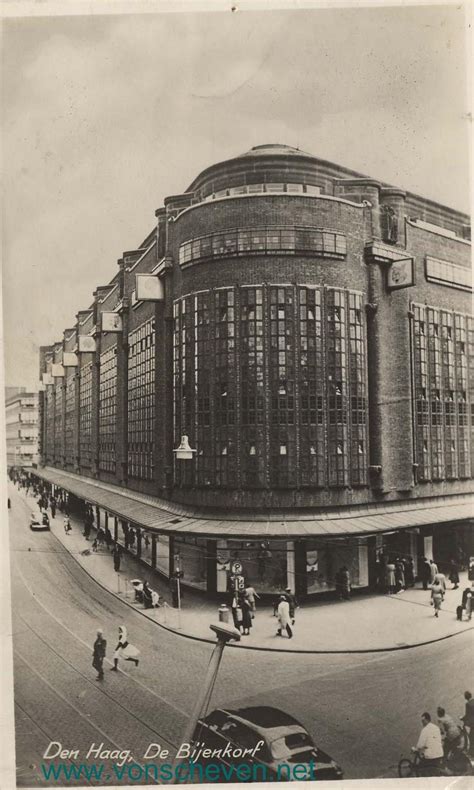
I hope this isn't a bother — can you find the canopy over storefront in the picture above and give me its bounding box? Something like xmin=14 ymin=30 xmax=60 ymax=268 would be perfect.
xmin=31 ymin=466 xmax=473 ymax=540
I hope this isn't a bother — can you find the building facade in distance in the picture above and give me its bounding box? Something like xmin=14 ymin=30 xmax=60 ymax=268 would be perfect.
xmin=5 ymin=388 xmax=39 ymax=469
xmin=34 ymin=145 xmax=473 ymax=599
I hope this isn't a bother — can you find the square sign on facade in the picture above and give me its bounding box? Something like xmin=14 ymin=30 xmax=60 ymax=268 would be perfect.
xmin=136 ymin=274 xmax=164 ymax=301
xmin=78 ymin=335 xmax=96 ymax=353
xmin=387 ymin=257 xmax=415 ymax=291
xmin=101 ymin=312 xmax=123 ymax=332
xmin=63 ymin=352 xmax=78 ymax=367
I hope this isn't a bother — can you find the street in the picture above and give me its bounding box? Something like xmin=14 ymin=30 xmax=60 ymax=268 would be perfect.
xmin=9 ymin=486 xmax=474 ymax=785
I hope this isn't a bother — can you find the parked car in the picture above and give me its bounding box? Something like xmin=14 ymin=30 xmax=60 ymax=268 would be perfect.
xmin=30 ymin=512 xmax=50 ymax=531
xmin=192 ymin=706 xmax=343 ymax=781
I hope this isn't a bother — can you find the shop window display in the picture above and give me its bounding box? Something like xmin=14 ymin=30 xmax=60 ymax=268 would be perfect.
xmin=217 ymin=539 xmax=289 ymax=594
xmin=306 ymin=540 xmax=368 ymax=594
xmin=174 ymin=537 xmax=208 ymax=590
xmin=155 ymin=535 xmax=170 ymax=577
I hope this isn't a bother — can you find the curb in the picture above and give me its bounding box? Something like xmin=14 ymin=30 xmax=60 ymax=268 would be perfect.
xmin=46 ymin=513 xmax=474 ymax=656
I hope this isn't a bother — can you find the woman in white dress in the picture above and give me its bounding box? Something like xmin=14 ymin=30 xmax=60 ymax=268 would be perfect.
xmin=110 ymin=625 xmax=140 ymax=670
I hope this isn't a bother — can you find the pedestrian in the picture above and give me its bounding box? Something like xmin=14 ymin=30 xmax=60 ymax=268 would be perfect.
xmin=92 ymin=629 xmax=107 ymax=680
xmin=466 ymin=589 xmax=473 ymax=621
xmin=457 ymin=586 xmax=473 ymax=621
xmin=385 ymin=560 xmax=396 ymax=595
xmin=449 ymin=559 xmax=460 ymax=590
xmin=63 ymin=516 xmax=72 ymax=535
xmin=104 ymin=527 xmax=112 ymax=551
xmin=430 ymin=581 xmax=444 ymax=617
xmin=429 ymin=559 xmax=439 ymax=583
xmin=276 ymin=595 xmax=293 ymax=638
xmin=111 ymin=625 xmax=140 ymax=670
xmin=240 ymin=593 xmax=253 ymax=636
xmin=376 ymin=552 xmax=387 ymax=593
xmin=84 ymin=516 xmax=92 ymax=541
xmin=436 ymin=706 xmax=462 ymax=755
xmin=142 ymin=580 xmax=153 ymax=609
xmin=96 ymin=527 xmax=105 ymax=548
xmin=113 ymin=543 xmax=122 ymax=572
xmin=285 ymin=588 xmax=298 ymax=624
xmin=92 ymin=538 xmax=98 ymax=552
xmin=244 ymin=585 xmax=260 ymax=617
xmin=395 ymin=558 xmax=405 ymax=592
xmin=420 ymin=557 xmax=431 ymax=590
xmin=50 ymin=498 xmax=56 ymax=519
xmin=433 ymin=571 xmax=447 ymax=595
xmin=404 ymin=556 xmax=415 ymax=588
xmin=461 ymin=691 xmax=474 ymax=752
xmin=231 ymin=596 xmax=243 ymax=633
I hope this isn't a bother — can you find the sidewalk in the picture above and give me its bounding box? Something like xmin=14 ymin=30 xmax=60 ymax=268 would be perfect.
xmin=15 ymin=484 xmax=474 ymax=653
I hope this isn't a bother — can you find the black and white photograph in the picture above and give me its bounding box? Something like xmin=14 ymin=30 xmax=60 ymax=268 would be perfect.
xmin=1 ymin=1 xmax=472 ymax=788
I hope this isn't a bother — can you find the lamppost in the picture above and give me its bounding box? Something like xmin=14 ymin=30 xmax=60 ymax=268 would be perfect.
xmin=171 ymin=622 xmax=241 ymax=783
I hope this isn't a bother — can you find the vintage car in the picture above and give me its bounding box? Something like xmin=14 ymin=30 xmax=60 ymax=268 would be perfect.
xmin=192 ymin=706 xmax=343 ymax=781
xmin=29 ymin=511 xmax=50 ymax=531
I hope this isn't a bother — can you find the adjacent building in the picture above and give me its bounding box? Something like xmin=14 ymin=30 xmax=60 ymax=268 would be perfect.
xmin=5 ymin=388 xmax=39 ymax=469
xmin=33 ymin=144 xmax=473 ymax=599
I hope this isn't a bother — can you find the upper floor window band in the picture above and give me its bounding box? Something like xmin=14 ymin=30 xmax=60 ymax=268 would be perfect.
xmin=179 ymin=226 xmax=347 ymax=266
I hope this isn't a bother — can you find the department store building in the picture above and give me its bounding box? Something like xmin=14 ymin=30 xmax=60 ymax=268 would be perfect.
xmin=34 ymin=144 xmax=473 ymax=599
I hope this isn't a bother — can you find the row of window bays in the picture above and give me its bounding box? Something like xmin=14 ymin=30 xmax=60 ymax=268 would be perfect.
xmin=42 ymin=288 xmax=473 ymax=489
xmin=173 ymin=285 xmax=367 ymax=488
xmin=412 ymin=305 xmax=474 ymax=481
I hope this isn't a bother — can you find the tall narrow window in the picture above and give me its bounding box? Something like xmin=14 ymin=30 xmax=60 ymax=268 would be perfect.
xmin=269 ymin=287 xmax=296 ymax=487
xmin=299 ymin=287 xmax=325 ymax=487
xmin=79 ymin=363 xmax=93 ymax=467
xmin=64 ymin=374 xmax=76 ymax=466
xmin=326 ymin=288 xmax=349 ymax=487
xmin=128 ymin=320 xmax=155 ymax=480
xmin=412 ymin=303 xmax=472 ymax=481
xmin=241 ymin=287 xmax=265 ymax=487
xmin=99 ymin=346 xmax=117 ymax=473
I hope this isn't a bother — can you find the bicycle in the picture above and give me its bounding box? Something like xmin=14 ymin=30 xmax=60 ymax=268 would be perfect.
xmin=399 ymin=743 xmax=472 ymax=778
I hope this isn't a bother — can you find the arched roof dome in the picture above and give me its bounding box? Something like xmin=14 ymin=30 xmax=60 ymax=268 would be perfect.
xmin=237 ymin=144 xmax=314 ymax=158
xmin=187 ymin=143 xmax=333 ymax=199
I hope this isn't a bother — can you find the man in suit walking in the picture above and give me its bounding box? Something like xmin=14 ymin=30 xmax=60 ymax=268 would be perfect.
xmin=92 ymin=629 xmax=107 ymax=680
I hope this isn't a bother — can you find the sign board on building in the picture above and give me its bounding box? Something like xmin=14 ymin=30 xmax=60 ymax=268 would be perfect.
xmin=63 ymin=352 xmax=78 ymax=367
xmin=231 ymin=560 xmax=243 ymax=575
xmin=42 ymin=373 xmax=54 ymax=385
xmin=78 ymin=335 xmax=96 ymax=353
xmin=51 ymin=363 xmax=65 ymax=377
xmin=232 ymin=574 xmax=245 ymax=593
xmin=101 ymin=312 xmax=122 ymax=332
xmin=386 ymin=257 xmax=415 ymax=291
xmin=136 ymin=274 xmax=164 ymax=301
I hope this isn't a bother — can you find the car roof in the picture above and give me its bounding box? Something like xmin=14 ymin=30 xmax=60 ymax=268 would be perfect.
xmin=223 ymin=707 xmax=302 ymax=730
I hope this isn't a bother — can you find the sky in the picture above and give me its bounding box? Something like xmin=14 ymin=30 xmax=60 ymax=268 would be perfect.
xmin=2 ymin=1 xmax=471 ymax=389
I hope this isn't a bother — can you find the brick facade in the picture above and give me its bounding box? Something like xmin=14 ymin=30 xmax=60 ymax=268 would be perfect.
xmin=38 ymin=145 xmax=472 ymax=512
